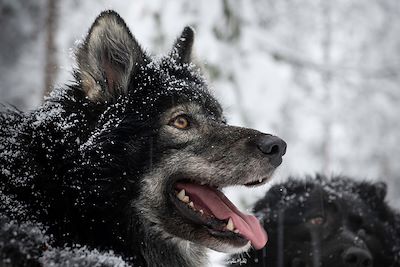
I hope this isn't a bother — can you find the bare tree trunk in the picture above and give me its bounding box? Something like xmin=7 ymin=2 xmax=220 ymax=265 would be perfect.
xmin=44 ymin=0 xmax=58 ymax=97
xmin=321 ymin=0 xmax=333 ymax=175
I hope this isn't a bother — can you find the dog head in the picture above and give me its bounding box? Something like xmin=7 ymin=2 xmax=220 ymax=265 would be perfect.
xmin=74 ymin=11 xmax=286 ymax=254
xmin=228 ymin=176 xmax=396 ymax=266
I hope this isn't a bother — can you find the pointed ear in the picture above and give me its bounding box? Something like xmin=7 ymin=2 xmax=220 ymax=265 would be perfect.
xmin=170 ymin=26 xmax=195 ymax=64
xmin=371 ymin=181 xmax=387 ymax=201
xmin=358 ymin=181 xmax=387 ymax=203
xmin=76 ymin=10 xmax=145 ymax=102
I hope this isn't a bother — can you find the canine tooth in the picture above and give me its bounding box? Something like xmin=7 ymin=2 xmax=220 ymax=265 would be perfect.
xmin=182 ymin=196 xmax=190 ymax=203
xmin=258 ymin=178 xmax=263 ymax=183
xmin=177 ymin=189 xmax=186 ymax=201
xmin=234 ymin=229 xmax=240 ymax=234
xmin=226 ymin=218 xmax=234 ymax=231
xmin=189 ymin=201 xmax=194 ymax=208
xmin=199 ymin=209 xmax=204 ymax=215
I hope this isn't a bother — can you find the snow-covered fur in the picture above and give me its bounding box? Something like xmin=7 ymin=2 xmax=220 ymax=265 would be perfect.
xmin=228 ymin=175 xmax=400 ymax=267
xmin=0 ymin=11 xmax=285 ymax=266
xmin=0 ymin=215 xmax=128 ymax=267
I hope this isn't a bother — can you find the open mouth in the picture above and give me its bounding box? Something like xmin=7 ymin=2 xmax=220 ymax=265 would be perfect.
xmin=169 ymin=180 xmax=268 ymax=250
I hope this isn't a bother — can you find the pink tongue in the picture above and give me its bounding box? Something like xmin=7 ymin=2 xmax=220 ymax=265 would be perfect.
xmin=176 ymin=183 xmax=268 ymax=250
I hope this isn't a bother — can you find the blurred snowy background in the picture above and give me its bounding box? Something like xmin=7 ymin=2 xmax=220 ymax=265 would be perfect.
xmin=1 ymin=0 xmax=400 ymax=265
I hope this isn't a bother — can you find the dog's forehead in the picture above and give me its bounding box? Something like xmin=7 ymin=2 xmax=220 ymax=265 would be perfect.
xmin=161 ymin=102 xmax=218 ymax=121
xmin=164 ymin=103 xmax=201 ymax=116
xmin=165 ymin=90 xmax=223 ymax=120
xmin=128 ymin=58 xmax=223 ymax=119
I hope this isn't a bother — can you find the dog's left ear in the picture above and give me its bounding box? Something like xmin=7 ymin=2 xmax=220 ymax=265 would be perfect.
xmin=358 ymin=181 xmax=387 ymax=204
xmin=76 ymin=10 xmax=146 ymax=102
xmin=170 ymin=26 xmax=195 ymax=64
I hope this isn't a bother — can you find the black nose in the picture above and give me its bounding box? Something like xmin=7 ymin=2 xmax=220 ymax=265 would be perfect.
xmin=342 ymin=247 xmax=373 ymax=267
xmin=256 ymin=135 xmax=287 ymax=167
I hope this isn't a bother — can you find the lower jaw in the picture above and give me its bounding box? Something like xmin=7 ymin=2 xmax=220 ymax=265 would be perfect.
xmin=169 ymin=193 xmax=250 ymax=251
xmin=208 ymin=229 xmax=250 ymax=249
xmin=205 ymin=232 xmax=251 ymax=253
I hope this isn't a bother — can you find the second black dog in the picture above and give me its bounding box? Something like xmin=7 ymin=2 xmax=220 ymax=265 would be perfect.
xmin=228 ymin=175 xmax=400 ymax=267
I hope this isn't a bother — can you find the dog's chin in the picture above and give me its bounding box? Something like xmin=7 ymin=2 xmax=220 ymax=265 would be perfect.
xmin=211 ymin=241 xmax=252 ymax=254
xmin=200 ymin=232 xmax=252 ymax=254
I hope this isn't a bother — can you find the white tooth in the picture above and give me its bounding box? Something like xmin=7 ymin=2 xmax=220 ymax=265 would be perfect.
xmin=177 ymin=189 xmax=185 ymax=201
xmin=234 ymin=229 xmax=240 ymax=234
xmin=189 ymin=202 xmax=194 ymax=208
xmin=182 ymin=196 xmax=190 ymax=203
xmin=258 ymin=178 xmax=263 ymax=183
xmin=199 ymin=209 xmax=204 ymax=215
xmin=226 ymin=218 xmax=234 ymax=231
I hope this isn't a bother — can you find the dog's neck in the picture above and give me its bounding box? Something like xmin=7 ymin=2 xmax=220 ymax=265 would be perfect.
xmin=132 ymin=217 xmax=208 ymax=267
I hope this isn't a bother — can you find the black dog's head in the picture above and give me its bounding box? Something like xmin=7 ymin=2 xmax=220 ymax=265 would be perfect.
xmin=229 ymin=175 xmax=399 ymax=266
xmin=72 ymin=11 xmax=286 ymax=254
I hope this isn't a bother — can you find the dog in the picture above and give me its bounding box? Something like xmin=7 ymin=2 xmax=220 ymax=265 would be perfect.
xmin=0 ymin=10 xmax=286 ymax=266
xmin=228 ymin=175 xmax=400 ymax=267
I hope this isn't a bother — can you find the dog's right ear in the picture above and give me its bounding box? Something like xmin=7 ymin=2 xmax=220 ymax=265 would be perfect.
xmin=76 ymin=10 xmax=146 ymax=102
xmin=170 ymin=26 xmax=195 ymax=64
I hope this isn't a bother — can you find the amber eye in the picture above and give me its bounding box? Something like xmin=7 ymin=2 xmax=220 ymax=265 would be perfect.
xmin=309 ymin=216 xmax=324 ymax=225
xmin=171 ymin=115 xmax=190 ymax=129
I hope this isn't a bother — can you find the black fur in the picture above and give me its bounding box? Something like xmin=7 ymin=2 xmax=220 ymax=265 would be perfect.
xmin=0 ymin=11 xmax=285 ymax=266
xmin=0 ymin=14 xmax=214 ymax=267
xmin=228 ymin=175 xmax=400 ymax=267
